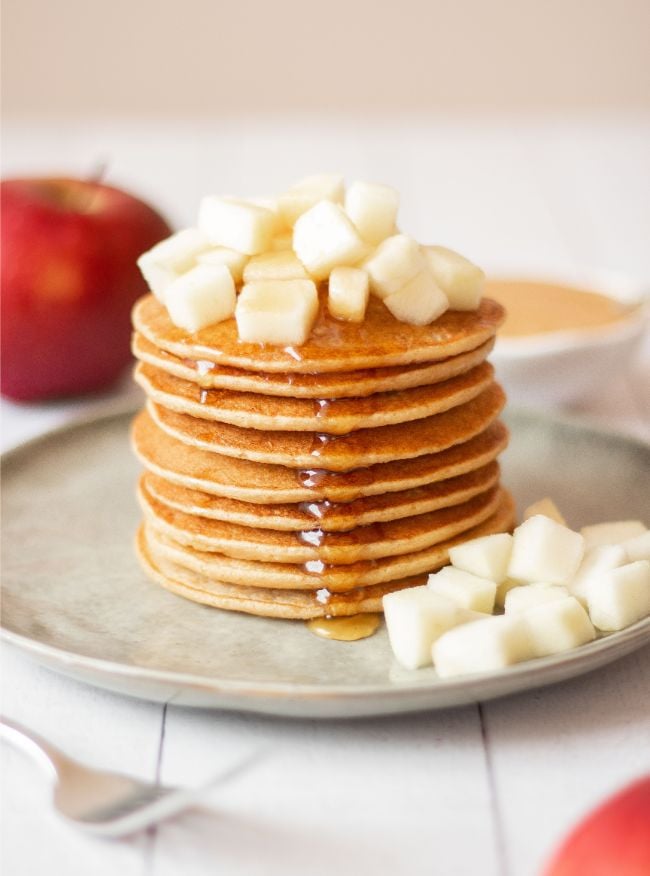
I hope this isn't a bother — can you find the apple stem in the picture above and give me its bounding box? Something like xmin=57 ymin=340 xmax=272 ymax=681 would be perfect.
xmin=88 ymin=160 xmax=109 ymax=186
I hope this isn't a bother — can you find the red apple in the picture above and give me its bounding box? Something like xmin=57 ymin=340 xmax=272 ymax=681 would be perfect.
xmin=1 ymin=177 xmax=172 ymax=401
xmin=544 ymin=776 xmax=650 ymax=876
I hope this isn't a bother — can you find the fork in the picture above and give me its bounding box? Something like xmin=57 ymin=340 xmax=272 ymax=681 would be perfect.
xmin=1 ymin=715 xmax=257 ymax=838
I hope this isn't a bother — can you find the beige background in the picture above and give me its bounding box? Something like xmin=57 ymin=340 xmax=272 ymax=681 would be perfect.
xmin=3 ymin=0 xmax=650 ymax=117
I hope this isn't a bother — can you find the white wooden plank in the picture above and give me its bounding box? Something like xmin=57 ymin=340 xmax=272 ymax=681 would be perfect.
xmin=150 ymin=705 xmax=500 ymax=876
xmin=481 ymin=644 xmax=650 ymax=876
xmin=1 ymin=646 xmax=163 ymax=876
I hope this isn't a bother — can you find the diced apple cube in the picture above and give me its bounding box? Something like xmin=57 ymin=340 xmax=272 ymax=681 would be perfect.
xmin=522 ymin=597 xmax=596 ymax=657
xmin=568 ymin=544 xmax=627 ymax=605
xmin=586 ymin=560 xmax=650 ymax=631
xmin=496 ymin=578 xmax=520 ymax=609
xmin=427 ymin=566 xmax=497 ymax=614
xmin=580 ymin=520 xmax=647 ymax=550
xmin=383 ymin=586 xmax=477 ymax=670
xmin=383 ymin=271 xmax=449 ymax=326
xmin=423 ymin=245 xmax=484 ymax=311
xmin=235 ymin=279 xmax=318 ymax=346
xmin=449 ymin=532 xmax=513 ymax=583
xmin=508 ymin=515 xmax=585 ymax=585
xmin=292 ymin=201 xmax=366 ymax=279
xmin=523 ymin=498 xmax=566 ymax=526
xmin=164 ymin=263 xmax=236 ymax=333
xmin=137 ymin=228 xmax=211 ymax=300
xmin=328 ymin=267 xmax=369 ymax=322
xmin=363 ymin=234 xmax=425 ymax=299
xmin=197 ymin=247 xmax=248 ymax=284
xmin=432 ymin=615 xmax=532 ymax=678
xmin=198 ymin=197 xmax=277 ymax=255
xmin=344 ymin=180 xmax=399 ymax=246
xmin=278 ymin=174 xmax=345 ymax=227
xmin=505 ymin=584 xmax=570 ymax=615
xmin=622 ymin=531 xmax=650 ymax=563
xmin=243 ymin=252 xmax=308 ymax=283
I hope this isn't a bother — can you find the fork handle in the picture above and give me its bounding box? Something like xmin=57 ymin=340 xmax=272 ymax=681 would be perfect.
xmin=0 ymin=716 xmax=72 ymax=780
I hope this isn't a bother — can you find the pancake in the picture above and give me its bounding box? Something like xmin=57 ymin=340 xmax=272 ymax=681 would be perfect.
xmin=132 ymin=332 xmax=496 ymax=399
xmin=133 ymin=293 xmax=505 ymax=373
xmin=142 ymin=489 xmax=515 ymax=593
xmin=132 ymin=410 xmax=508 ymax=503
xmin=145 ymin=381 xmax=506 ymax=470
xmin=134 ymin=361 xmax=494 ymax=434
xmin=138 ymin=478 xmax=503 ymax=564
xmin=141 ymin=461 xmax=500 ymax=532
xmin=136 ymin=526 xmax=422 ymax=619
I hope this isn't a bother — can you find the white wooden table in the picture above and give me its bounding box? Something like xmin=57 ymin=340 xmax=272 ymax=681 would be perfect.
xmin=2 ymin=115 xmax=650 ymax=876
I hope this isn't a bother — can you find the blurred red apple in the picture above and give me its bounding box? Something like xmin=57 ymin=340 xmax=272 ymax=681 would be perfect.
xmin=1 ymin=177 xmax=171 ymax=401
xmin=544 ymin=776 xmax=650 ymax=876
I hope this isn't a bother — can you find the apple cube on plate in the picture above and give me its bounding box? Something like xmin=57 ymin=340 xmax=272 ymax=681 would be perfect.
xmin=586 ymin=560 xmax=650 ymax=631
xmin=198 ymin=197 xmax=277 ymax=255
xmin=137 ymin=228 xmax=211 ymax=300
xmin=449 ymin=532 xmax=513 ymax=583
xmin=363 ymin=234 xmax=425 ymax=299
xmin=422 ymin=245 xmax=484 ymax=311
xmin=522 ymin=597 xmax=596 ymax=657
xmin=523 ymin=497 xmax=566 ymax=526
xmin=243 ymin=252 xmax=308 ymax=283
xmin=568 ymin=544 xmax=627 ymax=605
xmin=278 ymin=174 xmax=345 ymax=227
xmin=383 ymin=271 xmax=449 ymax=326
xmin=580 ymin=520 xmax=647 ymax=550
xmin=383 ymin=586 xmax=478 ymax=670
xmin=432 ymin=615 xmax=532 ymax=678
xmin=292 ymin=201 xmax=366 ymax=280
xmin=508 ymin=515 xmax=585 ymax=585
xmin=328 ymin=267 xmax=369 ymax=322
xmin=622 ymin=531 xmax=650 ymax=563
xmin=504 ymin=583 xmax=570 ymax=614
xmin=427 ymin=566 xmax=497 ymax=614
xmin=164 ymin=263 xmax=236 ymax=333
xmin=197 ymin=247 xmax=248 ymax=284
xmin=344 ymin=180 xmax=399 ymax=246
xmin=235 ymin=279 xmax=318 ymax=345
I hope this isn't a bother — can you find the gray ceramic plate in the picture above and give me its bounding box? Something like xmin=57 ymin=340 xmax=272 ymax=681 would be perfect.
xmin=2 ymin=403 xmax=649 ymax=718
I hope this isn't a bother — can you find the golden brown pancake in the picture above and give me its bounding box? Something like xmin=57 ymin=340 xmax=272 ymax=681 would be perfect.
xmin=142 ymin=461 xmax=500 ymax=532
xmin=134 ymin=361 xmax=494 ymax=434
xmin=133 ymin=409 xmax=508 ymax=503
xmin=132 ymin=332 xmax=496 ymax=398
xmin=138 ymin=478 xmax=503 ymax=564
xmin=133 ymin=293 xmax=505 ymax=373
xmin=144 ymin=381 xmax=505 ymax=470
xmin=141 ymin=489 xmax=515 ymax=594
xmin=136 ymin=526 xmax=422 ymax=618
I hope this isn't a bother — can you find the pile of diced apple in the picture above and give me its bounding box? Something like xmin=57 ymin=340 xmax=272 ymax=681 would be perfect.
xmin=136 ymin=174 xmax=486 ymax=344
xmin=383 ymin=500 xmax=650 ymax=676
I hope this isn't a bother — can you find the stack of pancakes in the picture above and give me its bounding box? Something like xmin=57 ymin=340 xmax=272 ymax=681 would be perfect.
xmin=131 ymin=293 xmax=514 ymax=619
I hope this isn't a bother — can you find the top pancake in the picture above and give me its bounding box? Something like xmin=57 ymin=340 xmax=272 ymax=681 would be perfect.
xmin=133 ymin=293 xmax=505 ymax=374
xmin=132 ymin=332 xmax=496 ymax=399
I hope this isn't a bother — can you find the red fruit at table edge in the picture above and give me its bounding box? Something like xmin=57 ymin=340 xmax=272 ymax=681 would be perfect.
xmin=1 ymin=177 xmax=172 ymax=401
xmin=543 ymin=775 xmax=650 ymax=876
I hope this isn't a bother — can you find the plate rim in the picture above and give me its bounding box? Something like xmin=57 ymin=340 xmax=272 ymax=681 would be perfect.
xmin=2 ymin=618 xmax=650 ymax=704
